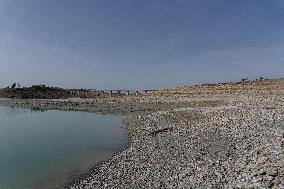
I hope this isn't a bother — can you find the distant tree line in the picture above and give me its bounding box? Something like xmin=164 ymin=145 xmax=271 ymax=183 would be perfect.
xmin=6 ymin=83 xmax=20 ymax=89
xmin=241 ymin=77 xmax=265 ymax=82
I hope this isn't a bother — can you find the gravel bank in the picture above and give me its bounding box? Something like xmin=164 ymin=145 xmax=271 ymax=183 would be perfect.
xmin=67 ymin=93 xmax=284 ymax=189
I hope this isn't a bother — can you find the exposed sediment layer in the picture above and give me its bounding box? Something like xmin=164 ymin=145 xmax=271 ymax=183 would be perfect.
xmin=0 ymin=95 xmax=225 ymax=115
xmin=1 ymin=79 xmax=284 ymax=188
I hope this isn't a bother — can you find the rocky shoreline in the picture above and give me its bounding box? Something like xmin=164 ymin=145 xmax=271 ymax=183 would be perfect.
xmin=1 ymin=79 xmax=284 ymax=189
xmin=67 ymin=94 xmax=283 ymax=189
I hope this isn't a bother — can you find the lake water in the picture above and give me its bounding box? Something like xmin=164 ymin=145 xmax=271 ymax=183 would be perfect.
xmin=0 ymin=105 xmax=128 ymax=189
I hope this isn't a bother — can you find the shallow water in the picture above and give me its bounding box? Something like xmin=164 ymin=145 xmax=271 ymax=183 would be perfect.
xmin=0 ymin=105 xmax=128 ymax=189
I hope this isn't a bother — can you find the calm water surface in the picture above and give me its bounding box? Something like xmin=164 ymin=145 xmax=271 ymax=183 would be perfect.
xmin=0 ymin=105 xmax=128 ymax=189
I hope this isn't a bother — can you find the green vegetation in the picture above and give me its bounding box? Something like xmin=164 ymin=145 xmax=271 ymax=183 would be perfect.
xmin=0 ymin=84 xmax=73 ymax=99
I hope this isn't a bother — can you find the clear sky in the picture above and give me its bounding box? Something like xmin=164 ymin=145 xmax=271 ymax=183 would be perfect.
xmin=0 ymin=0 xmax=284 ymax=89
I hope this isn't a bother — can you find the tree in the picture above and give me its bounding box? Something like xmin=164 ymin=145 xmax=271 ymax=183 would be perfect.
xmin=11 ymin=83 xmax=16 ymax=88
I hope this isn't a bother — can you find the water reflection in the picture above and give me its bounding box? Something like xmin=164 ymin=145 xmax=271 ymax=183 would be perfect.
xmin=0 ymin=105 xmax=45 ymax=118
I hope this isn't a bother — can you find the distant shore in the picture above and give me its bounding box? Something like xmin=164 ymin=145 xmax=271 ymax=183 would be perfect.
xmin=1 ymin=78 xmax=284 ymax=188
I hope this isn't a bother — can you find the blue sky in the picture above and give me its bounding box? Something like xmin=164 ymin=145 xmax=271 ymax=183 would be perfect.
xmin=0 ymin=0 xmax=284 ymax=89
